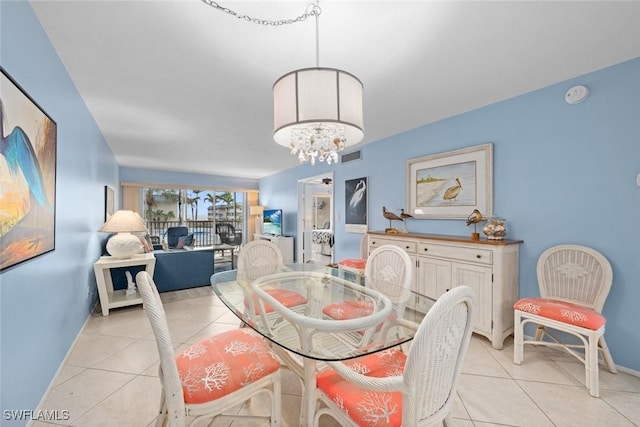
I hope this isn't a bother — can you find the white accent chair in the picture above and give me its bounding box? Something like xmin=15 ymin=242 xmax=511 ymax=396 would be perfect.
xmin=237 ymin=240 xmax=307 ymax=323
xmin=314 ymin=286 xmax=475 ymax=426
xmin=513 ymin=244 xmax=617 ymax=397
xmin=325 ymin=244 xmax=413 ymax=323
xmin=136 ymin=271 xmax=282 ymax=427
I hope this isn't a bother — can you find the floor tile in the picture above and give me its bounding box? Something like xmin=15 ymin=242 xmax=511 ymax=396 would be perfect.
xmin=518 ymin=379 xmax=637 ymax=427
xmin=40 ymin=369 xmax=135 ymax=425
xmin=92 ymin=338 xmax=159 ymax=374
xmin=38 ymin=285 xmax=640 ymax=427
xmin=72 ymin=375 xmax=160 ymax=427
xmin=457 ymin=374 xmax=555 ymax=426
xmin=66 ymin=333 xmax=137 ymax=368
xmin=601 ymin=389 xmax=640 ymax=425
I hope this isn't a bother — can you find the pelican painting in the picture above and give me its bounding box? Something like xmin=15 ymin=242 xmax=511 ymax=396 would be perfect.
xmin=345 ymin=177 xmax=367 ymax=232
xmin=1 ymin=69 xmax=57 ymax=271
xmin=443 ymin=177 xmax=463 ymax=201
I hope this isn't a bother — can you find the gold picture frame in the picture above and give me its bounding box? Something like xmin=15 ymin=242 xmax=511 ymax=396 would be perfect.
xmin=406 ymin=143 xmax=493 ymax=219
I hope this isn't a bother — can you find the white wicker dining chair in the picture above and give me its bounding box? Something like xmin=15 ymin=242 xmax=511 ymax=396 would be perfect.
xmin=136 ymin=271 xmax=282 ymax=427
xmin=324 ymin=244 xmax=413 ymax=322
xmin=237 ymin=240 xmax=307 ymax=322
xmin=513 ymin=244 xmax=617 ymax=397
xmin=314 ymin=286 xmax=475 ymax=427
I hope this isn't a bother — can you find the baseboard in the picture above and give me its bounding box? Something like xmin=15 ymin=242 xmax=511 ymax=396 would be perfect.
xmin=28 ymin=313 xmax=93 ymax=427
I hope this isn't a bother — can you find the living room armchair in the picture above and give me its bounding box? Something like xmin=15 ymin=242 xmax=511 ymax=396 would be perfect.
xmin=215 ymin=223 xmax=242 ymax=247
xmin=166 ymin=226 xmax=190 ymax=249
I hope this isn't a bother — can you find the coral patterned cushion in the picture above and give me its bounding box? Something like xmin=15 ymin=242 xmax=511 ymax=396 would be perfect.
xmin=175 ymin=328 xmax=280 ymax=404
xmin=317 ymin=349 xmax=407 ymax=427
xmin=339 ymin=258 xmax=367 ymax=270
xmin=323 ymin=300 xmax=374 ymax=320
xmin=245 ymin=289 xmax=307 ymax=314
xmin=514 ymin=298 xmax=606 ymax=330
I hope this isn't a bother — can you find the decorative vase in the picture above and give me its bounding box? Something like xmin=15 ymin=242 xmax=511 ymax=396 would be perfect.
xmin=483 ymin=216 xmax=507 ymax=240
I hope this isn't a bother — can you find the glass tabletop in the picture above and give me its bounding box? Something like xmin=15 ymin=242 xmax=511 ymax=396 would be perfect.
xmin=211 ymin=264 xmax=436 ymax=361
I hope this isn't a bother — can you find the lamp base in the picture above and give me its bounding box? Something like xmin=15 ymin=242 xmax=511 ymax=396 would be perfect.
xmin=106 ymin=233 xmax=142 ymax=259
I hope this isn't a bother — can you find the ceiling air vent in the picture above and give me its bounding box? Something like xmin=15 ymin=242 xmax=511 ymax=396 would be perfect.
xmin=341 ymin=150 xmax=362 ymax=163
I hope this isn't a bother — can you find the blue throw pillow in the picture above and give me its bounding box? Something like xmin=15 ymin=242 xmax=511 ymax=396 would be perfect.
xmin=176 ymin=233 xmax=194 ymax=249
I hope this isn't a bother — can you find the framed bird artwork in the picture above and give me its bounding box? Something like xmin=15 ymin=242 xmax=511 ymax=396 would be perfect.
xmin=0 ymin=67 xmax=57 ymax=272
xmin=406 ymin=143 xmax=493 ymax=219
xmin=345 ymin=177 xmax=367 ymax=233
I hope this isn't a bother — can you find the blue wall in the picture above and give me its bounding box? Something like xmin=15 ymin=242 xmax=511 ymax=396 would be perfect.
xmin=259 ymin=57 xmax=640 ymax=372
xmin=1 ymin=2 xmax=119 ymax=423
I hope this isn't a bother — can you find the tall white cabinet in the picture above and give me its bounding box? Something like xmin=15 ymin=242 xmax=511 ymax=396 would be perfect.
xmin=367 ymin=231 xmax=522 ymax=349
xmin=253 ymin=233 xmax=295 ymax=264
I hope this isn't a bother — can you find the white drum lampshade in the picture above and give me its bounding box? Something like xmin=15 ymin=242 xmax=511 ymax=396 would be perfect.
xmin=273 ymin=67 xmax=364 ymax=165
xmin=99 ymin=210 xmax=148 ymax=259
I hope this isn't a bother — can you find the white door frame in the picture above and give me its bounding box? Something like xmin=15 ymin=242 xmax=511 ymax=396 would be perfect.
xmin=297 ymin=173 xmax=334 ymax=263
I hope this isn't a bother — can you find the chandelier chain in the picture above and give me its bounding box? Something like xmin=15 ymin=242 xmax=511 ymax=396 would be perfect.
xmin=200 ymin=0 xmax=321 ymax=26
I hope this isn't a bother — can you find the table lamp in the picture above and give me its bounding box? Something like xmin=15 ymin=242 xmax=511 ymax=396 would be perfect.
xmin=99 ymin=210 xmax=148 ymax=258
xmin=250 ymin=205 xmax=264 ymax=235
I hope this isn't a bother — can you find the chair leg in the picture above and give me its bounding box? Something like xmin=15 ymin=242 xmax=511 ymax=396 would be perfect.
xmin=513 ymin=311 xmax=524 ymax=364
xmin=586 ymin=333 xmax=601 ymax=397
xmin=534 ymin=324 xmax=545 ymax=341
xmin=598 ymin=336 xmax=617 ymax=373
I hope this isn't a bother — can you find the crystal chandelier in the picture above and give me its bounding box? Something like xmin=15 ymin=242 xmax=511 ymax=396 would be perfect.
xmin=201 ymin=0 xmax=363 ymax=164
xmin=272 ymin=4 xmax=364 ymax=165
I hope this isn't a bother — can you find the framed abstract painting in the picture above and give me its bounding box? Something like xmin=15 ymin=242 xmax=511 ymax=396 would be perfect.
xmin=406 ymin=143 xmax=493 ymax=219
xmin=0 ymin=67 xmax=57 ymax=271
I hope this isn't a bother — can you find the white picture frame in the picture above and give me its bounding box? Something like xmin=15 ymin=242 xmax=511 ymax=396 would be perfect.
xmin=406 ymin=143 xmax=493 ymax=219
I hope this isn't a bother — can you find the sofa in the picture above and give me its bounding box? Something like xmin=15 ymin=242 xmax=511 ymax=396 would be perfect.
xmin=108 ymin=247 xmax=216 ymax=293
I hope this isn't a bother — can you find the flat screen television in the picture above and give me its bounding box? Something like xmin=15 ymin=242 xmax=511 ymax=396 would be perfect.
xmin=263 ymin=209 xmax=283 ymax=236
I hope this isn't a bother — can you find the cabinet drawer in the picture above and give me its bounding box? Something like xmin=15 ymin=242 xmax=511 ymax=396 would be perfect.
xmin=369 ymin=237 xmax=417 ymax=254
xmin=417 ymin=242 xmax=492 ymax=265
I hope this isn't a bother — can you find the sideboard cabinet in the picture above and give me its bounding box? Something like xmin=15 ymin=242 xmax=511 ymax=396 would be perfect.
xmin=367 ymin=231 xmax=522 ymax=349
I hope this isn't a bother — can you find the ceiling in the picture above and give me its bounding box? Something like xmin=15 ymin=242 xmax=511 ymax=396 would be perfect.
xmin=30 ymin=1 xmax=640 ymax=179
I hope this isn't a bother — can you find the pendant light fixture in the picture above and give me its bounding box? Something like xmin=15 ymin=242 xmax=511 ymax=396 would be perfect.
xmin=202 ymin=0 xmax=364 ymax=165
xmin=272 ymin=2 xmax=364 ymax=165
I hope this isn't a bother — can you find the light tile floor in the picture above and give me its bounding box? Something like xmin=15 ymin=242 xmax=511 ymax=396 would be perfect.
xmin=35 ymin=287 xmax=640 ymax=427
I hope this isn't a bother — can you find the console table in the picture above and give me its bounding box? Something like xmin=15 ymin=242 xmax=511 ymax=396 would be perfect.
xmin=253 ymin=233 xmax=294 ymax=264
xmin=93 ymin=253 xmax=156 ymax=316
xmin=367 ymin=231 xmax=522 ymax=349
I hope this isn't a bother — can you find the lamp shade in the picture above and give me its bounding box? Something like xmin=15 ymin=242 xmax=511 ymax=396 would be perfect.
xmin=99 ymin=210 xmax=147 ymax=259
xmin=273 ymin=67 xmax=363 ymax=164
xmin=99 ymin=210 xmax=147 ymax=233
xmin=250 ymin=205 xmax=264 ymax=216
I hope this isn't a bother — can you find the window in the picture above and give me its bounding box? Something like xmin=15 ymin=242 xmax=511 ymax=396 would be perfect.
xmin=143 ymin=187 xmax=245 ymax=247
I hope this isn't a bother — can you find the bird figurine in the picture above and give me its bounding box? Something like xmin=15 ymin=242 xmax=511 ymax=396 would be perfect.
xmin=443 ymin=177 xmax=462 ymax=201
xmin=466 ymin=209 xmax=483 ymax=240
xmin=400 ymin=208 xmax=413 ymax=233
xmin=382 ymin=206 xmax=403 ymax=234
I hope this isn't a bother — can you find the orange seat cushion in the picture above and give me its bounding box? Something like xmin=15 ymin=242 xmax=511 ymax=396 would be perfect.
xmin=323 ymin=299 xmax=374 ymax=320
xmin=514 ymin=297 xmax=606 ymax=330
xmin=317 ymin=349 xmax=407 ymax=426
xmin=245 ymin=288 xmax=307 ymax=315
xmin=339 ymin=258 xmax=367 ymax=270
xmin=176 ymin=328 xmax=280 ymax=404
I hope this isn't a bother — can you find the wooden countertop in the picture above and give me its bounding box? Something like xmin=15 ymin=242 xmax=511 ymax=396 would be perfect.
xmin=367 ymin=230 xmax=523 ymax=246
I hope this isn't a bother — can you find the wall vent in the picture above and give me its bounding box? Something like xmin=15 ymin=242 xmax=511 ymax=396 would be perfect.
xmin=341 ymin=150 xmax=362 ymax=163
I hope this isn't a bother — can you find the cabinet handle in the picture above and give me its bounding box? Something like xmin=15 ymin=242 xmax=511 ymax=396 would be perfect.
xmin=423 ymin=248 xmax=428 ymax=252
xmin=476 ymin=254 xmax=481 ymax=259
xmin=405 ymin=245 xmax=410 ymax=249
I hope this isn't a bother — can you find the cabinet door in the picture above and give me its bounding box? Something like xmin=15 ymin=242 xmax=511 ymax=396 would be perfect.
xmin=416 ymin=256 xmax=451 ymax=299
xmin=451 ymin=262 xmax=492 ymax=335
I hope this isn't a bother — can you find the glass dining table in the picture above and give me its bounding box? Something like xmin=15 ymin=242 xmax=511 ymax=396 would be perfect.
xmin=210 ymin=263 xmax=436 ymax=427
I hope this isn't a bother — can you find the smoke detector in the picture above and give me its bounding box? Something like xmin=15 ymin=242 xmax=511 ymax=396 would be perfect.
xmin=565 ymin=85 xmax=589 ymax=104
